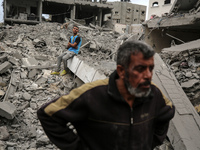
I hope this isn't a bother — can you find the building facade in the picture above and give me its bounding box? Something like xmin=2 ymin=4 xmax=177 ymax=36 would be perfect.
xmin=111 ymin=2 xmax=146 ymax=25
xmin=147 ymin=0 xmax=175 ymax=19
xmin=3 ymin=0 xmax=112 ymax=26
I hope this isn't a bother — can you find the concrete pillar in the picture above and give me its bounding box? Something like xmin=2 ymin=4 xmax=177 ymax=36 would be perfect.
xmin=4 ymin=0 xmax=6 ymax=21
xmin=97 ymin=8 xmax=102 ymax=26
xmin=38 ymin=0 xmax=42 ymax=22
xmin=71 ymin=5 xmax=76 ymax=20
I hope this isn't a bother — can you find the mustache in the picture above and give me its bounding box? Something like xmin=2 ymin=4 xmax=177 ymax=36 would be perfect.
xmin=138 ymin=81 xmax=151 ymax=87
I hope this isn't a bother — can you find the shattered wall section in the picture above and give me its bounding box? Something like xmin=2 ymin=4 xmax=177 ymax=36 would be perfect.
xmin=5 ymin=0 xmax=41 ymax=24
xmin=111 ymin=2 xmax=146 ymax=25
xmin=160 ymin=42 xmax=200 ymax=108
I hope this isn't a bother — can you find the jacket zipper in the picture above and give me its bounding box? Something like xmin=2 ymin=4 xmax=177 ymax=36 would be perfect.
xmin=131 ymin=108 xmax=133 ymax=125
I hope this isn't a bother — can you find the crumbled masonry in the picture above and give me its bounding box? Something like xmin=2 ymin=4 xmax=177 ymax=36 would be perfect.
xmin=1 ymin=20 xmax=199 ymax=149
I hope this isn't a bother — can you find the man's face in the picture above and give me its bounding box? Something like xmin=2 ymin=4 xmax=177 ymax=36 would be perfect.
xmin=73 ymin=27 xmax=79 ymax=34
xmin=124 ymin=52 xmax=154 ymax=97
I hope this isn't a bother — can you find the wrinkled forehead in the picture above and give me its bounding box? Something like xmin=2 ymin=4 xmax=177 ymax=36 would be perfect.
xmin=130 ymin=53 xmax=154 ymax=66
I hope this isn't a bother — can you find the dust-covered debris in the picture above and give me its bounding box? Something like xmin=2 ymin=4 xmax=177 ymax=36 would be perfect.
xmin=160 ymin=45 xmax=200 ymax=107
xmin=0 ymin=21 xmax=142 ymax=149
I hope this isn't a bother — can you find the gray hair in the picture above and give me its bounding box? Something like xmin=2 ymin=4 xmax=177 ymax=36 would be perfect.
xmin=117 ymin=40 xmax=155 ymax=69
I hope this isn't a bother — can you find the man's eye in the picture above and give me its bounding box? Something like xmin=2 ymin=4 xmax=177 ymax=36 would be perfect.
xmin=136 ymin=67 xmax=145 ymax=72
xmin=149 ymin=66 xmax=154 ymax=72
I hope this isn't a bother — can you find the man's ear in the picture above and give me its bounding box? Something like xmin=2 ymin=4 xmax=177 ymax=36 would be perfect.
xmin=117 ymin=65 xmax=125 ymax=79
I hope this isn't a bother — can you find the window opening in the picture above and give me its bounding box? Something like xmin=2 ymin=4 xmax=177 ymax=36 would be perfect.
xmin=152 ymin=2 xmax=159 ymax=7
xmin=164 ymin=0 xmax=171 ymax=4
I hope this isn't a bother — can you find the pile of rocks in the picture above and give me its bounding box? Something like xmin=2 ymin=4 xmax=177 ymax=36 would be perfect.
xmin=160 ymin=48 xmax=200 ymax=107
xmin=0 ymin=21 xmax=139 ymax=149
xmin=0 ymin=21 xmax=173 ymax=150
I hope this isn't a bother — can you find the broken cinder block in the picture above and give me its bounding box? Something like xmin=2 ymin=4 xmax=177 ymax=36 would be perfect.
xmin=21 ymin=57 xmax=38 ymax=67
xmin=0 ymin=61 xmax=12 ymax=74
xmin=0 ymin=101 xmax=17 ymax=119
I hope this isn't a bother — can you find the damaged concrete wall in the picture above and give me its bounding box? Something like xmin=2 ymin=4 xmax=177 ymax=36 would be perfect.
xmin=144 ymin=0 xmax=200 ymax=52
xmin=4 ymin=0 xmax=42 ymax=24
xmin=143 ymin=27 xmax=200 ymax=53
xmin=148 ymin=0 xmax=176 ymax=19
xmin=111 ymin=2 xmax=146 ymax=25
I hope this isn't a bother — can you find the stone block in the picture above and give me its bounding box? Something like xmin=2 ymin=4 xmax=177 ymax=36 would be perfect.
xmin=21 ymin=58 xmax=38 ymax=67
xmin=0 ymin=61 xmax=12 ymax=74
xmin=13 ymin=52 xmax=22 ymax=59
xmin=0 ymin=101 xmax=16 ymax=119
xmin=0 ymin=55 xmax=7 ymax=63
xmin=22 ymin=92 xmax=31 ymax=101
xmin=28 ymin=69 xmax=38 ymax=78
xmin=8 ymin=57 xmax=18 ymax=65
xmin=0 ymin=126 xmax=9 ymax=140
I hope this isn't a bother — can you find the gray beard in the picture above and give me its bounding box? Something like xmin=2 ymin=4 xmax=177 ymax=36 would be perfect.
xmin=124 ymin=71 xmax=151 ymax=98
xmin=127 ymin=85 xmax=151 ymax=97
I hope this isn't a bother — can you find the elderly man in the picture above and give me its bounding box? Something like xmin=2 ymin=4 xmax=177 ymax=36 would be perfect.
xmin=51 ymin=25 xmax=82 ymax=76
xmin=38 ymin=40 xmax=175 ymax=150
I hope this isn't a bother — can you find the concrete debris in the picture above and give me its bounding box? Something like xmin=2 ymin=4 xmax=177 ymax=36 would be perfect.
xmin=0 ymin=101 xmax=16 ymax=119
xmin=0 ymin=126 xmax=9 ymax=141
xmin=0 ymin=21 xmax=173 ymax=150
xmin=0 ymin=21 xmax=144 ymax=149
xmin=0 ymin=61 xmax=12 ymax=74
xmin=0 ymin=141 xmax=6 ymax=150
xmin=21 ymin=58 xmax=38 ymax=67
xmin=160 ymin=41 xmax=200 ymax=106
xmin=22 ymin=92 xmax=32 ymax=101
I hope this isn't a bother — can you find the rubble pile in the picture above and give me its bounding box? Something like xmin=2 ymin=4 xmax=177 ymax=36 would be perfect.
xmin=0 ymin=22 xmax=136 ymax=149
xmin=160 ymin=49 xmax=200 ymax=108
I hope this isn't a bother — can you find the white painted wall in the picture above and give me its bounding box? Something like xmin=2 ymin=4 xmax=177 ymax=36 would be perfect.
xmin=147 ymin=0 xmax=175 ymax=19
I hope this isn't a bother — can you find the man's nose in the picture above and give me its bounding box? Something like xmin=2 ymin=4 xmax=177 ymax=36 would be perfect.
xmin=144 ymin=68 xmax=152 ymax=79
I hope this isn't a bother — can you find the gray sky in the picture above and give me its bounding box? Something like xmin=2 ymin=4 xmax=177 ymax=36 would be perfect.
xmin=109 ymin=0 xmax=149 ymax=6
xmin=128 ymin=0 xmax=149 ymax=6
xmin=0 ymin=0 xmax=3 ymax=22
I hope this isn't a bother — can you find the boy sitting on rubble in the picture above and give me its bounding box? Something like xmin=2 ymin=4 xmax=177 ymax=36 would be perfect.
xmin=51 ymin=25 xmax=82 ymax=76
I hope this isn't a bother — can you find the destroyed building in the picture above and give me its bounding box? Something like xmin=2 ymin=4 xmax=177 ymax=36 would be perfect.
xmin=111 ymin=2 xmax=146 ymax=25
xmin=143 ymin=0 xmax=200 ymax=149
xmin=1 ymin=0 xmax=200 ymax=150
xmin=0 ymin=21 xmax=125 ymax=149
xmin=3 ymin=0 xmax=113 ymax=26
xmin=0 ymin=18 xmax=175 ymax=149
xmin=148 ymin=0 xmax=175 ymax=19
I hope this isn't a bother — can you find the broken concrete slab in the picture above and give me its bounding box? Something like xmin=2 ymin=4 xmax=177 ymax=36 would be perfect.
xmin=181 ymin=79 xmax=199 ymax=88
xmin=0 ymin=61 xmax=12 ymax=74
xmin=0 ymin=126 xmax=9 ymax=141
xmin=0 ymin=55 xmax=7 ymax=63
xmin=0 ymin=141 xmax=6 ymax=150
xmin=153 ymin=53 xmax=200 ymax=150
xmin=162 ymin=39 xmax=200 ymax=52
xmin=28 ymin=69 xmax=38 ymax=78
xmin=0 ymin=101 xmax=16 ymax=119
xmin=0 ymin=90 xmax=5 ymax=96
xmin=21 ymin=58 xmax=38 ymax=67
xmin=22 ymin=92 xmax=32 ymax=101
xmin=34 ymin=55 xmax=48 ymax=60
xmin=8 ymin=56 xmax=18 ymax=66
xmin=67 ymin=56 xmax=106 ymax=83
xmin=12 ymin=52 xmax=23 ymax=60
